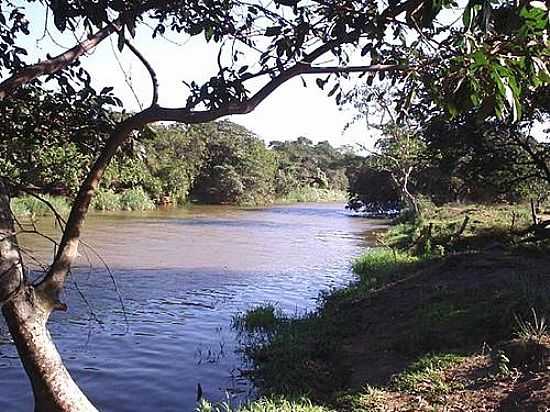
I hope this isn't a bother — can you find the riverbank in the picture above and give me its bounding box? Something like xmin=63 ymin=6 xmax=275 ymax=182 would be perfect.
xmin=221 ymin=203 xmax=550 ymax=412
xmin=10 ymin=187 xmax=348 ymax=218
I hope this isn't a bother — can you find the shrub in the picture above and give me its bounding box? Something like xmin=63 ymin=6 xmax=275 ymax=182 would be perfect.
xmin=92 ymin=187 xmax=155 ymax=211
xmin=278 ymin=187 xmax=347 ymax=203
xmin=120 ymin=187 xmax=155 ymax=211
xmin=91 ymin=189 xmax=122 ymax=211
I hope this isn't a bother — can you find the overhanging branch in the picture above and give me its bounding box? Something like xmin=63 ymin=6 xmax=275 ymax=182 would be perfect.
xmin=0 ymin=20 xmax=121 ymax=100
xmin=302 ymin=64 xmax=409 ymax=75
xmin=124 ymin=40 xmax=159 ymax=107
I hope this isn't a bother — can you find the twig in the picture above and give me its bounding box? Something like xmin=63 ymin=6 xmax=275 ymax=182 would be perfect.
xmin=79 ymin=240 xmax=129 ymax=332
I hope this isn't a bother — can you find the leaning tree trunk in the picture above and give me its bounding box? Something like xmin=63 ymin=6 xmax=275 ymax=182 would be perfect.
xmin=0 ymin=179 xmax=98 ymax=412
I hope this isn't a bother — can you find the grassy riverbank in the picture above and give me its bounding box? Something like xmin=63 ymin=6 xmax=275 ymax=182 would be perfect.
xmin=276 ymin=187 xmax=347 ymax=204
xmin=10 ymin=188 xmax=157 ymax=217
xmin=11 ymin=187 xmax=348 ymax=218
xmin=219 ymin=203 xmax=550 ymax=412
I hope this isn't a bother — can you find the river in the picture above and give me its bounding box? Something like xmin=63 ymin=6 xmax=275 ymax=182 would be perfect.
xmin=0 ymin=202 xmax=382 ymax=411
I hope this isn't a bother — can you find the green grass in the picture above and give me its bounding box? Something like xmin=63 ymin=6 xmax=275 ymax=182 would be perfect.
xmin=392 ymin=353 xmax=465 ymax=398
xmin=233 ymin=203 xmax=550 ymax=411
xmin=334 ymin=386 xmax=391 ymax=412
xmin=277 ymin=187 xmax=347 ymax=203
xmin=233 ymin=304 xmax=286 ymax=334
xmin=120 ymin=187 xmax=156 ymax=211
xmin=11 ymin=195 xmax=70 ymax=217
xmin=234 ymin=304 xmax=350 ymax=399
xmin=90 ymin=188 xmax=122 ymax=211
xmin=91 ymin=187 xmax=155 ymax=211
xmin=382 ymin=203 xmax=538 ymax=255
xmin=352 ymin=248 xmax=422 ymax=289
xmin=197 ymin=397 xmax=333 ymax=412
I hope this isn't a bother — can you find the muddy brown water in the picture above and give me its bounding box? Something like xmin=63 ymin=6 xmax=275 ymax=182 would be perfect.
xmin=0 ymin=202 xmax=382 ymax=411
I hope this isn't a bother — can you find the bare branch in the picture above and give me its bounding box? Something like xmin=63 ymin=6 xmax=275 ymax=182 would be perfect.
xmin=110 ymin=37 xmax=145 ymax=110
xmin=124 ymin=40 xmax=159 ymax=107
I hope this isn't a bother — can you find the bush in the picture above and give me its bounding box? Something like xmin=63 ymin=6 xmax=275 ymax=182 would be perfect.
xmin=91 ymin=189 xmax=122 ymax=211
xmin=120 ymin=187 xmax=155 ymax=211
xmin=233 ymin=304 xmax=286 ymax=334
xmin=91 ymin=188 xmax=155 ymax=211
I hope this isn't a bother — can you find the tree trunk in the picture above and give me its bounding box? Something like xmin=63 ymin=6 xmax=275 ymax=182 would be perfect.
xmin=0 ymin=179 xmax=98 ymax=412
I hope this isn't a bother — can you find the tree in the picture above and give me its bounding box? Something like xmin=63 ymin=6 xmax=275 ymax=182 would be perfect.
xmin=345 ymin=86 xmax=426 ymax=216
xmin=189 ymin=121 xmax=278 ymax=205
xmin=270 ymin=137 xmax=350 ymax=195
xmin=0 ymin=1 xmax=547 ymax=410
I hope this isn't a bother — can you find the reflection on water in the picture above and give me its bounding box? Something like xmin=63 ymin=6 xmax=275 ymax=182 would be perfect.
xmin=0 ymin=202 xmax=383 ymax=411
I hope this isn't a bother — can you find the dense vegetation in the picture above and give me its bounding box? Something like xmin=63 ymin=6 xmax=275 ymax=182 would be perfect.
xmin=4 ymin=119 xmax=358 ymax=214
xmin=345 ymin=88 xmax=550 ymax=216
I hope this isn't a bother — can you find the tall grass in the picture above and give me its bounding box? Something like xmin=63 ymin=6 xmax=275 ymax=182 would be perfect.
xmin=352 ymin=248 xmax=422 ymax=289
xmin=11 ymin=195 xmax=70 ymax=217
xmin=90 ymin=189 xmax=122 ymax=211
xmin=91 ymin=188 xmax=155 ymax=211
xmin=233 ymin=304 xmax=286 ymax=334
xmin=277 ymin=187 xmax=347 ymax=203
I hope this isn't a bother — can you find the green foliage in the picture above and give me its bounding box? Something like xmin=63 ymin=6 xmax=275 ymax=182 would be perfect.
xmin=4 ymin=113 xmax=358 ymax=213
xmin=352 ymin=248 xmax=422 ymax=289
xmin=120 ymin=188 xmax=155 ymax=211
xmin=419 ymin=114 xmax=550 ymax=204
xmin=278 ymin=187 xmax=347 ymax=203
xmin=270 ymin=138 xmax=357 ymax=198
xmin=142 ymin=124 xmax=206 ymax=204
xmin=11 ymin=195 xmax=70 ymax=217
xmin=235 ymin=305 xmax=348 ymax=398
xmin=0 ymin=86 xmax=115 ymax=196
xmin=381 ymin=204 xmax=535 ymax=255
xmin=346 ymin=163 xmax=400 ymax=213
xmin=334 ymin=386 xmax=389 ymax=412
xmin=233 ymin=304 xmax=286 ymax=334
xmin=190 ymin=121 xmax=278 ymax=206
xmin=90 ymin=189 xmax=122 ymax=211
xmin=89 ymin=187 xmax=154 ymax=212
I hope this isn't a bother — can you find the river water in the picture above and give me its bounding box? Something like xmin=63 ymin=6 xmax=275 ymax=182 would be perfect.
xmin=0 ymin=202 xmax=382 ymax=411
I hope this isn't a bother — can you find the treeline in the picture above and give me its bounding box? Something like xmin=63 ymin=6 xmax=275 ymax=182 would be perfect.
xmin=2 ymin=113 xmax=358 ymax=211
xmin=101 ymin=122 xmax=360 ymax=208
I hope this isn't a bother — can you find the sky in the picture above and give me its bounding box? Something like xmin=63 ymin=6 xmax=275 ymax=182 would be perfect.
xmin=22 ymin=3 xmax=374 ymax=148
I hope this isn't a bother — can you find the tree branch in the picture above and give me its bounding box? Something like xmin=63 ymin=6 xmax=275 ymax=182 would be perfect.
xmin=302 ymin=64 xmax=409 ymax=75
xmin=0 ymin=20 xmax=121 ymax=100
xmin=124 ymin=40 xmax=159 ymax=107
